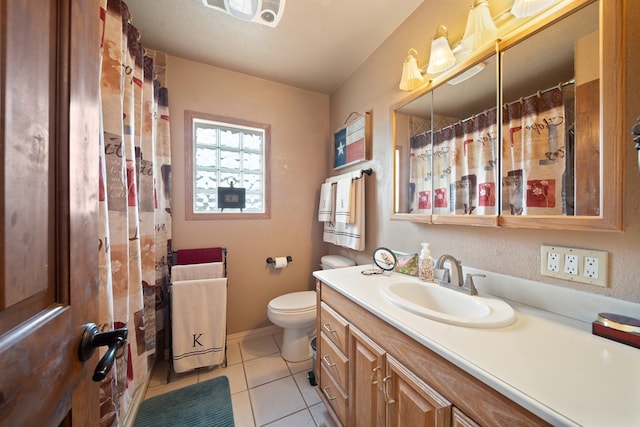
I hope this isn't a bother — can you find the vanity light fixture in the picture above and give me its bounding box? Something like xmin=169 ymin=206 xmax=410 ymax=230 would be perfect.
xmin=510 ymin=0 xmax=558 ymax=18
xmin=399 ymin=48 xmax=426 ymax=91
xmin=459 ymin=0 xmax=498 ymax=54
xmin=426 ymin=25 xmax=457 ymax=75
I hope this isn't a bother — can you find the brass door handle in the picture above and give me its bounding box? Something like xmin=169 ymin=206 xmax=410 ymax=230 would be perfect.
xmin=382 ymin=375 xmax=396 ymax=405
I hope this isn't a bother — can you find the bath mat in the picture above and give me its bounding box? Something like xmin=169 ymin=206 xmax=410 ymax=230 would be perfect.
xmin=134 ymin=376 xmax=234 ymax=427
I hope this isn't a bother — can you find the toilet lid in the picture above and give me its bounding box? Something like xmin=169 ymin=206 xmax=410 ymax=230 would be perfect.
xmin=269 ymin=291 xmax=316 ymax=313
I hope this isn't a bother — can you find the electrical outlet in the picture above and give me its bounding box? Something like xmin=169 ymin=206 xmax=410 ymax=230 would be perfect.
xmin=547 ymin=252 xmax=560 ymax=272
xmin=541 ymin=245 xmax=608 ymax=287
xmin=584 ymin=256 xmax=599 ymax=279
xmin=564 ymin=253 xmax=579 ymax=275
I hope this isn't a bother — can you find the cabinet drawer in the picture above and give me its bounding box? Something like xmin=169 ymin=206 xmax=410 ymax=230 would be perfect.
xmin=319 ymin=365 xmax=348 ymax=426
xmin=320 ymin=302 xmax=349 ymax=353
xmin=319 ymin=331 xmax=348 ymax=392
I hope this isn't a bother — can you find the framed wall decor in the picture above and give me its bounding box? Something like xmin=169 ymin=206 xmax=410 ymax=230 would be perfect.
xmin=333 ymin=111 xmax=372 ymax=170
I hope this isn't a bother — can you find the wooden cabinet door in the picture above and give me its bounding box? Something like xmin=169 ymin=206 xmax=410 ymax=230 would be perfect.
xmin=0 ymin=0 xmax=101 ymax=425
xmin=385 ymin=355 xmax=452 ymax=427
xmin=350 ymin=326 xmax=386 ymax=427
xmin=451 ymin=407 xmax=480 ymax=427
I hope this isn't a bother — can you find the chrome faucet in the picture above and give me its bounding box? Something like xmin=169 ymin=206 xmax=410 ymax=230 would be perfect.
xmin=434 ymin=255 xmax=483 ymax=296
xmin=434 ymin=255 xmax=464 ymax=287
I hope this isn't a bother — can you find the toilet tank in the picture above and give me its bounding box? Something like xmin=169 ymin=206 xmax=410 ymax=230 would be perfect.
xmin=321 ymin=255 xmax=356 ymax=270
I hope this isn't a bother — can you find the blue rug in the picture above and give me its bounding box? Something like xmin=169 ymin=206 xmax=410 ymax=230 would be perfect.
xmin=134 ymin=376 xmax=234 ymax=427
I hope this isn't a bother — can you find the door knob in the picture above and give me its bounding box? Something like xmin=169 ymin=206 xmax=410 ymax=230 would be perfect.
xmin=78 ymin=323 xmax=128 ymax=382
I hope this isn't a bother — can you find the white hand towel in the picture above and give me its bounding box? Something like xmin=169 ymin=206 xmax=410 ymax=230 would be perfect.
xmin=323 ymin=220 xmax=336 ymax=244
xmin=318 ymin=182 xmax=335 ymax=222
xmin=171 ymin=262 xmax=224 ymax=281
xmin=335 ymin=178 xmax=355 ymax=224
xmin=171 ymin=277 xmax=227 ymax=373
xmin=335 ymin=174 xmax=365 ymax=250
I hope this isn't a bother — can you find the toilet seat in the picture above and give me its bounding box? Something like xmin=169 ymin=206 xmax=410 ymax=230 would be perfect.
xmin=268 ymin=291 xmax=315 ymax=313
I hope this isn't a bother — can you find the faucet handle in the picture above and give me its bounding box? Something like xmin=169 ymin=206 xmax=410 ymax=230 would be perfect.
xmin=463 ymin=274 xmax=485 ymax=296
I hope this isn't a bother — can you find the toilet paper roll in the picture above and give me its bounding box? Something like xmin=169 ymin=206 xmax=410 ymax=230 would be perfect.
xmin=274 ymin=256 xmax=288 ymax=268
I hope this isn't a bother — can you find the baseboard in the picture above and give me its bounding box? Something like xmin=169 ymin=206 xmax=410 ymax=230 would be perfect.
xmin=227 ymin=325 xmax=282 ymax=345
xmin=122 ymin=359 xmax=155 ymax=427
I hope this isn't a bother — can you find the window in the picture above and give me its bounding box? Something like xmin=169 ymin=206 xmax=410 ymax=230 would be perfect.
xmin=185 ymin=110 xmax=270 ymax=219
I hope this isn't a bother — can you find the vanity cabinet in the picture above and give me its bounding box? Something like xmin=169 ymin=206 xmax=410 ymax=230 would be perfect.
xmin=318 ymin=301 xmax=350 ymax=425
xmin=316 ymin=279 xmax=550 ymax=426
xmin=351 ymin=326 xmax=452 ymax=426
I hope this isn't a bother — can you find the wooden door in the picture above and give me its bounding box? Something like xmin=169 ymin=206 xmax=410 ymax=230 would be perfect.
xmin=0 ymin=0 xmax=101 ymax=425
xmin=385 ymin=355 xmax=452 ymax=427
xmin=350 ymin=326 xmax=386 ymax=427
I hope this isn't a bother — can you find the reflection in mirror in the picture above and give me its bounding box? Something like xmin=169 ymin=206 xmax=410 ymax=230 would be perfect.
xmin=395 ymin=91 xmax=433 ymax=215
xmin=431 ymin=54 xmax=498 ymax=216
xmin=501 ymin=1 xmax=599 ymax=217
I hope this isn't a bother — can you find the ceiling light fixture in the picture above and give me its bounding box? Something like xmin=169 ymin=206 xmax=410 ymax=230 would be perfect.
xmin=399 ymin=48 xmax=425 ymax=91
xmin=426 ymin=25 xmax=456 ymax=75
xmin=510 ymin=0 xmax=558 ymax=18
xmin=202 ymin=0 xmax=286 ymax=28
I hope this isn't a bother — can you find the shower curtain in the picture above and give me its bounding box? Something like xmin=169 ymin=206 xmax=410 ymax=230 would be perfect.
xmin=423 ymin=108 xmax=497 ymax=215
xmin=502 ymin=87 xmax=566 ymax=215
xmin=98 ymin=1 xmax=172 ymax=425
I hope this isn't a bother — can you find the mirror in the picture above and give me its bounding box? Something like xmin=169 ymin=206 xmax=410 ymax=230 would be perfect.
xmin=393 ymin=0 xmax=622 ymax=230
xmin=501 ymin=1 xmax=599 ymax=217
xmin=394 ymin=89 xmax=432 ymax=220
xmin=393 ymin=53 xmax=497 ymax=224
xmin=431 ymin=54 xmax=498 ymax=224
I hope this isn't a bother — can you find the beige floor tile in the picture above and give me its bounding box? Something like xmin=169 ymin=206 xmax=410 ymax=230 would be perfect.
xmin=198 ymin=362 xmax=247 ymax=394
xmin=231 ymin=390 xmax=256 ymax=427
xmin=286 ymin=356 xmax=313 ymax=374
xmin=293 ymin=371 xmax=321 ymax=407
xmin=244 ymin=353 xmax=290 ymax=388
xmin=226 ymin=341 xmax=243 ymax=365
xmin=143 ymin=370 xmax=198 ymax=399
xmin=264 ymin=409 xmax=316 ymax=427
xmin=309 ymin=402 xmax=339 ymax=427
xmin=249 ymin=376 xmax=306 ymax=426
xmin=139 ymin=333 xmax=334 ymax=427
xmin=240 ymin=335 xmax=279 ymax=361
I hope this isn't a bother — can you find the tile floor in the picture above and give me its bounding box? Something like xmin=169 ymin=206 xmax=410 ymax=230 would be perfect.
xmin=144 ymin=331 xmax=338 ymax=427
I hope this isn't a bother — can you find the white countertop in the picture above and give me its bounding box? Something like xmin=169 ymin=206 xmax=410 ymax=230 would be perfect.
xmin=313 ymin=265 xmax=640 ymax=427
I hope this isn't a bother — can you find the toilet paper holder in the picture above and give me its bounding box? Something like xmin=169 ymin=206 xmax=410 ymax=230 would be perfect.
xmin=266 ymin=256 xmax=293 ymax=264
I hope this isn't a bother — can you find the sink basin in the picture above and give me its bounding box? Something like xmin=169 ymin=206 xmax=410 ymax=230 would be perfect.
xmin=381 ymin=280 xmax=516 ymax=328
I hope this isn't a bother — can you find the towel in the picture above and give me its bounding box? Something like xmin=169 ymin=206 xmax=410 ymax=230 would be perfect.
xmin=175 ymin=247 xmax=224 ymax=265
xmin=335 ymin=178 xmax=355 ymax=224
xmin=171 ymin=277 xmax=227 ymax=373
xmin=171 ymin=262 xmax=225 ymax=281
xmin=323 ymin=221 xmax=336 ymax=244
xmin=318 ymin=182 xmax=335 ymax=222
xmin=335 ymin=173 xmax=365 ymax=250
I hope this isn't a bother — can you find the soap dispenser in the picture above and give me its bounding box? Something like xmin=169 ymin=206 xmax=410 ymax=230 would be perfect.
xmin=418 ymin=243 xmax=434 ymax=281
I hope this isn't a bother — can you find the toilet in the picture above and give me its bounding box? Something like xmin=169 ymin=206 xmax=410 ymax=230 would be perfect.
xmin=268 ymin=255 xmax=355 ymax=362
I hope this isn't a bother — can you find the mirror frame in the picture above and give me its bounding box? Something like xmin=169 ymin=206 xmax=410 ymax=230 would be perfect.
xmin=391 ymin=0 xmax=622 ymax=231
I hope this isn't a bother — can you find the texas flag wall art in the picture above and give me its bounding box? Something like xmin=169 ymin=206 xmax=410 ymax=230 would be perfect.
xmin=333 ymin=112 xmax=371 ymax=169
